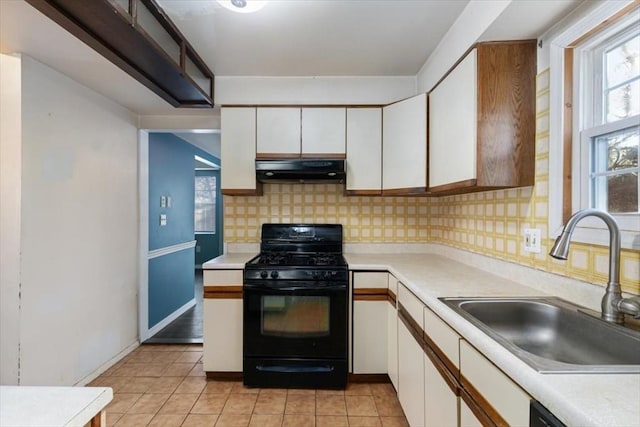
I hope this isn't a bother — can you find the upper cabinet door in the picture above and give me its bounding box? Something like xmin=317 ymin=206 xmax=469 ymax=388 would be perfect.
xmin=256 ymin=107 xmax=301 ymax=156
xmin=429 ymin=49 xmax=478 ymax=189
xmin=382 ymin=93 xmax=427 ymax=194
xmin=346 ymin=108 xmax=382 ymax=194
xmin=221 ymin=107 xmax=261 ymax=195
xmin=301 ymin=108 xmax=346 ymax=156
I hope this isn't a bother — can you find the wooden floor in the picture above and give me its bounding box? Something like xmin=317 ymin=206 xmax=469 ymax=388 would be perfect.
xmin=90 ymin=344 xmax=409 ymax=426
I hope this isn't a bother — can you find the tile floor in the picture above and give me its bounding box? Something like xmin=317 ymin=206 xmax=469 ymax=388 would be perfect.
xmin=90 ymin=344 xmax=409 ymax=427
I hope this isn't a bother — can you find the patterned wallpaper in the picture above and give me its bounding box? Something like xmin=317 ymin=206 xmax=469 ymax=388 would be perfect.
xmin=223 ymin=69 xmax=640 ymax=294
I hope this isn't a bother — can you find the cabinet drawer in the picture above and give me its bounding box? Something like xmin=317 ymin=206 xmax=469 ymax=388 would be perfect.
xmin=203 ymin=269 xmax=243 ymax=286
xmin=387 ymin=274 xmax=398 ymax=295
xmin=398 ymin=284 xmax=424 ymax=329
xmin=424 ymin=307 xmax=460 ymax=370
xmin=352 ymin=271 xmax=388 ymax=289
xmin=460 ymin=340 xmax=530 ymax=426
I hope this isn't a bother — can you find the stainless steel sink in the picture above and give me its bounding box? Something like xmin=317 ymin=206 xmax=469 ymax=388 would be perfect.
xmin=440 ymin=297 xmax=640 ymax=373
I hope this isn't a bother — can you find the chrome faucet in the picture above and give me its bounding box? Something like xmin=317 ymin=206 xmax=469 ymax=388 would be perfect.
xmin=549 ymin=208 xmax=640 ymax=324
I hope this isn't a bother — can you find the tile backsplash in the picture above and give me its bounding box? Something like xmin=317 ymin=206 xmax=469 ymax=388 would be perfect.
xmin=223 ymin=69 xmax=639 ymax=294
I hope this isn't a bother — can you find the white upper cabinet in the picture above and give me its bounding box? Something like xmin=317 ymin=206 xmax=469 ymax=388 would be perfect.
xmin=429 ymin=49 xmax=477 ymax=189
xmin=382 ymin=93 xmax=427 ymax=194
xmin=256 ymin=107 xmax=301 ymax=156
xmin=220 ymin=107 xmax=260 ymax=195
xmin=301 ymin=108 xmax=346 ymax=156
xmin=428 ymin=41 xmax=536 ymax=194
xmin=346 ymin=108 xmax=382 ymax=194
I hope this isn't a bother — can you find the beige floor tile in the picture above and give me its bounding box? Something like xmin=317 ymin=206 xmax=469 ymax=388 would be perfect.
xmin=147 ymin=413 xmax=186 ymax=427
xmin=92 ymin=376 xmax=130 ymax=392
xmin=283 ymin=414 xmax=315 ymax=426
xmin=106 ymin=412 xmax=123 ymax=427
xmin=316 ymin=389 xmax=344 ymax=397
xmin=380 ymin=417 xmax=409 ymax=427
xmin=203 ymin=381 xmax=234 ymax=394
xmin=315 ymin=395 xmax=346 ymax=416
xmin=149 ymin=376 xmax=184 ymax=394
xmin=113 ymin=413 xmax=155 ymax=426
xmin=181 ymin=414 xmax=219 ymax=426
xmin=159 ymin=393 xmax=200 ymax=414
xmin=188 ymin=363 xmax=206 ymax=377
xmin=119 ymin=376 xmax=157 ymax=393
xmin=345 ymin=383 xmax=372 ymax=396
xmin=106 ymin=393 xmax=142 ymax=413
xmin=369 ymin=383 xmax=396 ymax=397
xmin=153 ymin=351 xmax=184 ymax=364
xmin=175 ymin=377 xmax=207 ymax=394
xmin=191 ymin=393 xmax=228 ymax=414
xmin=346 ymin=396 xmax=378 ymax=417
xmin=185 ymin=345 xmax=204 ymax=352
xmin=136 ymin=363 xmax=169 ymax=377
xmin=177 ymin=351 xmax=203 ymax=363
xmin=103 ymin=361 xmax=128 ymax=376
xmin=259 ymin=388 xmax=288 ymax=397
xmin=287 ymin=389 xmax=316 ymax=396
xmin=249 ymin=414 xmax=284 ymax=427
xmin=316 ymin=415 xmax=348 ymax=427
xmin=141 ymin=344 xmax=188 ymax=352
xmin=215 ymin=413 xmax=251 ymax=426
xmin=163 ymin=362 xmax=196 ymax=377
xmin=231 ymin=382 xmax=260 ymax=394
xmin=125 ymin=351 xmax=157 ymax=364
xmin=127 ymin=393 xmax=170 ymax=414
xmin=253 ymin=393 xmax=286 ymax=414
xmin=221 ymin=394 xmax=257 ymax=414
xmin=111 ymin=365 xmax=139 ymax=377
xmin=285 ymin=395 xmax=316 ymax=415
xmin=372 ymin=395 xmax=404 ymax=417
xmin=348 ymin=416 xmax=382 ymax=426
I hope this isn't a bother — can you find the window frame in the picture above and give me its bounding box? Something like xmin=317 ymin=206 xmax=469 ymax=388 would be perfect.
xmin=194 ymin=172 xmax=217 ymax=234
xmin=547 ymin=0 xmax=640 ymax=250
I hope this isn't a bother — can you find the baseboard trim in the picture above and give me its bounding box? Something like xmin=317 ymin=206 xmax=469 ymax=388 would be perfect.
xmin=146 ymin=298 xmax=196 ymax=339
xmin=74 ymin=340 xmax=139 ymax=386
xmin=206 ymin=371 xmax=243 ymax=381
xmin=348 ymin=373 xmax=391 ymax=383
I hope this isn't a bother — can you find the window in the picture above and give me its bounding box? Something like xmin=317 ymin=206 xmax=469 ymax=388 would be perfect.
xmin=578 ymin=24 xmax=639 ymax=215
xmin=195 ymin=175 xmax=216 ymax=233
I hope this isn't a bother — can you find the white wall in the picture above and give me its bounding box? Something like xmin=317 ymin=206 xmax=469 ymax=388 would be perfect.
xmin=0 ymin=53 xmax=22 ymax=385
xmin=15 ymin=56 xmax=139 ymax=386
xmin=416 ymin=1 xmax=511 ymax=94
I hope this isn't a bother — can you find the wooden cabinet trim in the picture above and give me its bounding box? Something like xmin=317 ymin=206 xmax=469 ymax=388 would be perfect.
xmin=381 ymin=187 xmax=429 ymax=196
xmin=221 ymin=186 xmax=263 ymax=196
xmin=204 ymin=285 xmax=243 ymax=299
xmin=345 ymin=189 xmax=383 ymax=196
xmin=398 ymin=304 xmax=424 ymax=346
xmin=387 ymin=289 xmax=397 ymax=307
xmin=460 ymin=374 xmax=509 ymax=427
xmin=353 ymin=288 xmax=389 ymax=301
xmin=428 ymin=179 xmax=478 ymax=194
xmin=423 ymin=332 xmax=459 ymax=382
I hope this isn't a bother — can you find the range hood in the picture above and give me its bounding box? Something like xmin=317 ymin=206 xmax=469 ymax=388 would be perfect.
xmin=256 ymin=159 xmax=346 ymax=183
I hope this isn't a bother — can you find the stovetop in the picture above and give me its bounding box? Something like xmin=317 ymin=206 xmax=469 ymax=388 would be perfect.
xmin=248 ymin=252 xmax=347 ymax=267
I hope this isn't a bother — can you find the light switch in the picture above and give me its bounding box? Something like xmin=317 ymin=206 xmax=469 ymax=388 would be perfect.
xmin=160 ymin=196 xmax=166 ymax=207
xmin=523 ymin=228 xmax=541 ymax=253
xmin=167 ymin=196 xmax=172 ymax=208
xmin=160 ymin=214 xmax=167 ymax=226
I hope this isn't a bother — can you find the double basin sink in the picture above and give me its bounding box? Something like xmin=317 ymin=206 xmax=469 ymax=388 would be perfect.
xmin=440 ymin=296 xmax=640 ymax=373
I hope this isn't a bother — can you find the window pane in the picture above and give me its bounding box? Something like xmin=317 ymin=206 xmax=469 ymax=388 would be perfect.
xmin=606 ymin=79 xmax=640 ymax=122
xmin=605 ymin=33 xmax=639 ymax=88
xmin=195 ymin=175 xmax=216 ymax=232
xmin=591 ymin=126 xmax=639 ymax=213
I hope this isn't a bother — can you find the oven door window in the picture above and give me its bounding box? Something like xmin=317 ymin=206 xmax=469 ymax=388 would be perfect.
xmin=262 ymin=295 xmax=330 ymax=337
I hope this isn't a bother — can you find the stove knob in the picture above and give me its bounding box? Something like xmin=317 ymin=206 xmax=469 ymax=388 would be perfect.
xmin=260 ymin=271 xmax=268 ymax=279
xmin=270 ymin=271 xmax=279 ymax=279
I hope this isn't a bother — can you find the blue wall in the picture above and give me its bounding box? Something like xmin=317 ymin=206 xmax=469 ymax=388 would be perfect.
xmin=147 ymin=133 xmax=220 ymax=329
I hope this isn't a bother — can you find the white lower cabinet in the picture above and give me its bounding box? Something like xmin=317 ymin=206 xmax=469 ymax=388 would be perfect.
xmin=424 ymin=354 xmax=458 ymax=427
xmin=353 ymin=300 xmax=387 ymax=373
xmin=460 ymin=399 xmax=483 ymax=427
xmin=460 ymin=340 xmax=530 ymax=426
xmin=387 ymin=298 xmax=398 ymax=390
xmin=398 ymin=319 xmax=425 ymax=427
xmin=203 ymin=299 xmax=243 ymax=372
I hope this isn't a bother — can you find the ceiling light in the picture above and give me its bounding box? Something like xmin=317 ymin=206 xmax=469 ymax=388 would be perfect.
xmin=216 ymin=0 xmax=268 ymax=13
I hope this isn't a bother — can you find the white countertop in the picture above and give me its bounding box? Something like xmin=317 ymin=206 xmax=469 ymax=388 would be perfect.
xmin=203 ymin=248 xmax=640 ymax=426
xmin=0 ymin=386 xmax=113 ymax=427
xmin=202 ymin=253 xmax=255 ymax=270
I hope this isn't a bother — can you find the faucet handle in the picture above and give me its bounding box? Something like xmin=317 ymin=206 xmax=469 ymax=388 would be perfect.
xmin=617 ymin=297 xmax=640 ymax=319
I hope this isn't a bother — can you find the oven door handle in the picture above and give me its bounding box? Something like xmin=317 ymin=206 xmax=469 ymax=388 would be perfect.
xmin=244 ymin=283 xmax=346 ymax=292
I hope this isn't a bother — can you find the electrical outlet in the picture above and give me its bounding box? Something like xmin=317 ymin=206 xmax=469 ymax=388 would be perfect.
xmin=160 ymin=214 xmax=167 ymax=226
xmin=524 ymin=228 xmax=541 ymax=253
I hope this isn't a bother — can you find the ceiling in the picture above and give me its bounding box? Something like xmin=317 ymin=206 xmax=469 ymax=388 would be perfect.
xmin=1 ymin=0 xmax=583 ymax=117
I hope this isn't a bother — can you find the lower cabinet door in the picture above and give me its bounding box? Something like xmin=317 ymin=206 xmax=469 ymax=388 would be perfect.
xmin=387 ymin=302 xmax=398 ymax=390
xmin=460 ymin=399 xmax=483 ymax=427
xmin=398 ymin=320 xmax=425 ymax=427
xmin=424 ymin=354 xmax=458 ymax=427
xmin=353 ymin=300 xmax=388 ymax=373
xmin=203 ymin=299 xmax=243 ymax=372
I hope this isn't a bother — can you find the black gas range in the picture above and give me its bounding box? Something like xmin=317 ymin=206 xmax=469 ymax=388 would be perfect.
xmin=243 ymin=224 xmax=348 ymax=389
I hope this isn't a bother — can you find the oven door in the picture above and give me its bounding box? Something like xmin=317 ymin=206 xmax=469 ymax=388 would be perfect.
xmin=243 ymin=281 xmax=347 ymax=359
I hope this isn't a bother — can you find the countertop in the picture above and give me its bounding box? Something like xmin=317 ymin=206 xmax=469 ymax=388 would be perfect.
xmin=203 ymin=250 xmax=640 ymax=427
xmin=0 ymin=386 xmax=113 ymax=426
